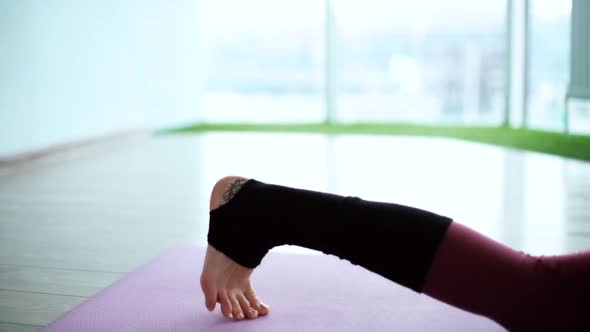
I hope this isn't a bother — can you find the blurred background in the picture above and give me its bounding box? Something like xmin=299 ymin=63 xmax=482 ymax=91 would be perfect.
xmin=2 ymin=2 xmax=590 ymax=330
xmin=204 ymin=0 xmax=577 ymax=127
xmin=1 ymin=0 xmax=588 ymax=159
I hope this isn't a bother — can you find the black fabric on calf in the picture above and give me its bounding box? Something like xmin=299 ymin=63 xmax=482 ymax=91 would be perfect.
xmin=207 ymin=179 xmax=452 ymax=292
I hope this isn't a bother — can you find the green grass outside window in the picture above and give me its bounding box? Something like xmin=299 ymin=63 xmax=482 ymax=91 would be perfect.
xmin=162 ymin=123 xmax=590 ymax=162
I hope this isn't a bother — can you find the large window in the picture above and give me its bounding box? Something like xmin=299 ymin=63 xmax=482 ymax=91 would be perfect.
xmin=203 ymin=0 xmax=577 ymax=130
xmin=203 ymin=0 xmax=324 ymax=123
xmin=333 ymin=0 xmax=506 ymax=124
xmin=528 ymin=0 xmax=571 ymax=131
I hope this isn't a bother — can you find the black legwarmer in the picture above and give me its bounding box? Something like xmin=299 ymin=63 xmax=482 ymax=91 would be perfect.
xmin=208 ymin=179 xmax=452 ymax=292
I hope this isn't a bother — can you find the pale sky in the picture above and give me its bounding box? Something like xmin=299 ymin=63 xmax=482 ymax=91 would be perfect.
xmin=203 ymin=0 xmax=571 ymax=35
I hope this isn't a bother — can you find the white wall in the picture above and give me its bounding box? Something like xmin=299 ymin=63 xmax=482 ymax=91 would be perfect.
xmin=0 ymin=0 xmax=203 ymax=157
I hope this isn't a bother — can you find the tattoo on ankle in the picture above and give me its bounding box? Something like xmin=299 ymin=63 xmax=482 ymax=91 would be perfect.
xmin=223 ymin=179 xmax=245 ymax=203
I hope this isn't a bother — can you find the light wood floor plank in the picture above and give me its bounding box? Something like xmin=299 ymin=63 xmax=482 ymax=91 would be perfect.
xmin=0 ymin=322 xmax=41 ymax=332
xmin=0 ymin=265 xmax=121 ymax=297
xmin=0 ymin=290 xmax=84 ymax=326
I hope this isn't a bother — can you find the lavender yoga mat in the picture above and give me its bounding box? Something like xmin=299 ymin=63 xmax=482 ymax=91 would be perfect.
xmin=42 ymin=246 xmax=504 ymax=331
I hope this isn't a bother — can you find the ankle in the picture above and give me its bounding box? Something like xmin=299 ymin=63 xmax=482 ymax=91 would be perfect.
xmin=210 ymin=176 xmax=250 ymax=211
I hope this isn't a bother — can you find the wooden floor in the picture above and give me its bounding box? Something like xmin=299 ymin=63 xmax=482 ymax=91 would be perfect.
xmin=1 ymin=133 xmax=589 ymax=331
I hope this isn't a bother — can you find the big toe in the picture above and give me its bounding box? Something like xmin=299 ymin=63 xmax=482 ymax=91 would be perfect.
xmin=258 ymin=303 xmax=271 ymax=316
xmin=245 ymin=288 xmax=271 ymax=316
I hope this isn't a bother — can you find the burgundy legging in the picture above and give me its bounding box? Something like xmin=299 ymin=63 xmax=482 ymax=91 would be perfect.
xmin=423 ymin=222 xmax=590 ymax=331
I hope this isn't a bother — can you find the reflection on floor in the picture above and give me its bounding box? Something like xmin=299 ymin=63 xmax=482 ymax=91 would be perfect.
xmin=1 ymin=133 xmax=589 ymax=330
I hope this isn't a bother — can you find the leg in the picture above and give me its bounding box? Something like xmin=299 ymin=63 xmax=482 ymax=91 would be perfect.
xmin=206 ymin=177 xmax=451 ymax=290
xmin=201 ymin=177 xmax=590 ymax=330
xmin=202 ymin=175 xmax=450 ymax=319
xmin=423 ymin=222 xmax=590 ymax=331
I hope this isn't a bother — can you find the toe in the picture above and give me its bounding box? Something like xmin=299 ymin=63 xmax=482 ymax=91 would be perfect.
xmin=258 ymin=303 xmax=271 ymax=316
xmin=200 ymin=276 xmax=217 ymax=311
xmin=245 ymin=288 xmax=270 ymax=316
xmin=229 ymin=293 xmax=244 ymax=320
xmin=237 ymin=293 xmax=258 ymax=319
xmin=219 ymin=291 xmax=233 ymax=319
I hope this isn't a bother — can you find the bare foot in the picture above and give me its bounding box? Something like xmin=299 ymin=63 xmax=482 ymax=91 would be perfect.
xmin=200 ymin=176 xmax=271 ymax=320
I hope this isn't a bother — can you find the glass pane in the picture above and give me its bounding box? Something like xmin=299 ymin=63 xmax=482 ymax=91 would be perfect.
xmin=528 ymin=0 xmax=571 ymax=131
xmin=203 ymin=0 xmax=324 ymax=123
xmin=334 ymin=0 xmax=506 ymax=125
